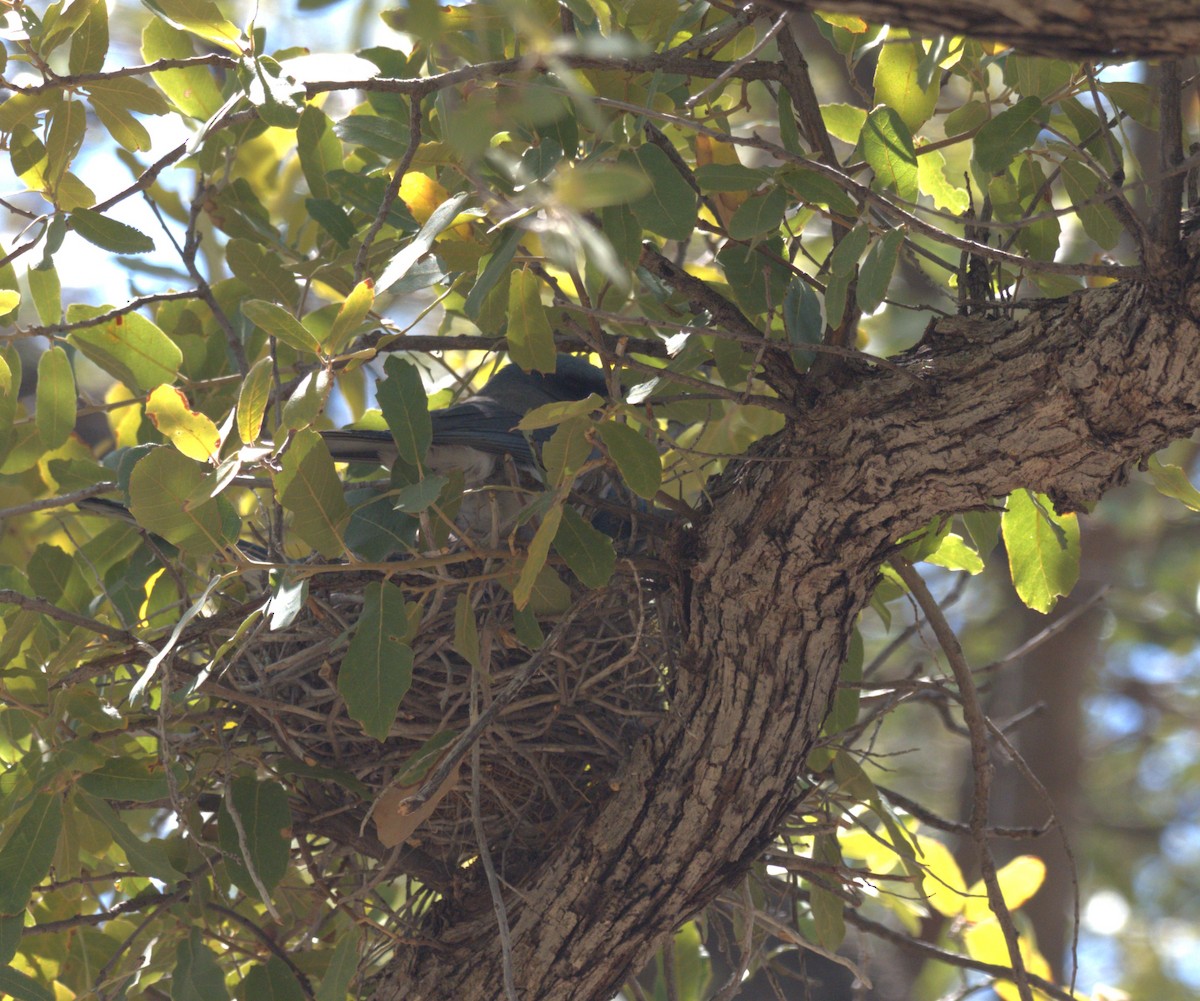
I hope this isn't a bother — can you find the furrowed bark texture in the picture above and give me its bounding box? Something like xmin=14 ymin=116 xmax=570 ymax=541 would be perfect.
xmin=772 ymin=0 xmax=1200 ymax=58
xmin=380 ymin=245 xmax=1200 ymax=1000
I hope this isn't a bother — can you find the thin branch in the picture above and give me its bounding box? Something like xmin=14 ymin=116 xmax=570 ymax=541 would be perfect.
xmin=1153 ymin=59 xmax=1185 ymax=267
xmin=356 ymin=96 xmax=424 ymax=283
xmin=0 ymin=483 xmax=118 ymax=519
xmin=0 ymin=589 xmax=134 ymax=641
xmin=0 ymin=54 xmax=238 ymax=94
xmin=892 ymin=557 xmax=1034 ymax=1001
xmin=471 ymin=672 xmax=518 ymax=1001
xmin=843 ymin=909 xmax=1081 ymax=1001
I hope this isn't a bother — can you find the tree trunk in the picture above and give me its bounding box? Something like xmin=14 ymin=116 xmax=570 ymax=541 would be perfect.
xmin=374 ymin=241 xmax=1200 ymax=1001
xmin=774 ymin=0 xmax=1200 ymax=58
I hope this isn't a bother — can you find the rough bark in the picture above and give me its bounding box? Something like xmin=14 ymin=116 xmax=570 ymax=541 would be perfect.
xmin=373 ymin=241 xmax=1200 ymax=1001
xmin=770 ymin=0 xmax=1200 ymax=58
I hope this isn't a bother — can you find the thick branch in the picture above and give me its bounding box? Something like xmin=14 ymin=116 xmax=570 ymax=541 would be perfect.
xmin=378 ymin=233 xmax=1200 ymax=1000
xmin=768 ymin=0 xmax=1200 ymax=58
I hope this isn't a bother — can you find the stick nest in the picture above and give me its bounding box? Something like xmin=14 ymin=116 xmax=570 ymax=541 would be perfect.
xmin=199 ymin=524 xmax=675 ymax=898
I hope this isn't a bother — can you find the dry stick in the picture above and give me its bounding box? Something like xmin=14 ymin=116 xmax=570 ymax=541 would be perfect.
xmin=842 ymin=908 xmax=1081 ymax=1001
xmin=471 ymin=676 xmax=518 ymax=1001
xmin=0 ymin=589 xmax=135 ymax=641
xmin=396 ymin=602 xmax=587 ymax=817
xmin=0 ymin=482 xmax=118 ymax=518
xmin=891 ymin=556 xmax=1034 ymax=1001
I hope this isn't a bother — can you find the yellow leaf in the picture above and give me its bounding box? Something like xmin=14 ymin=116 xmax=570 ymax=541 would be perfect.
xmin=915 ymin=836 xmax=969 ymax=916
xmin=963 ymin=855 xmax=1046 ymax=924
xmin=145 ymin=384 xmax=221 ymax=462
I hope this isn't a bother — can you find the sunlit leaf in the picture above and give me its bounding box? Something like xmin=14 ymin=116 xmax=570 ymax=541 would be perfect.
xmin=35 ymin=345 xmax=75 ymax=449
xmin=1001 ymin=489 xmax=1079 ymax=613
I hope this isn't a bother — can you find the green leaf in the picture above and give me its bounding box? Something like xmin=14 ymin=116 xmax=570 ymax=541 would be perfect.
xmin=1001 ymin=489 xmax=1080 ymax=613
xmin=1146 ymin=456 xmax=1200 ymax=511
xmin=784 ymin=278 xmax=823 ymax=363
xmin=0 ymin=793 xmax=62 ymax=913
xmin=78 ymin=758 xmax=171 ymax=802
xmin=596 ymin=421 xmax=660 ymax=499
xmin=315 ymin=928 xmax=362 ymax=1001
xmin=620 ymin=143 xmax=698 ymax=242
xmin=825 ymin=629 xmax=862 ymax=735
xmin=811 ymin=833 xmax=847 ymax=948
xmin=74 ymin=791 xmax=184 ymax=882
xmin=86 ymin=77 xmax=167 ymax=151
xmin=227 ymin=239 xmax=299 ymax=307
xmin=964 ymin=509 xmax=1001 ymax=556
xmin=453 ymin=592 xmax=481 ymax=669
xmin=0 ymin=965 xmax=55 ymax=1001
xmin=67 ymin=306 xmax=181 ymax=391
xmin=35 ymin=345 xmax=75 ymax=449
xmin=128 ymin=447 xmax=239 ymax=555
xmin=829 ymin=223 xmax=870 ymax=276
xmin=241 ymin=959 xmax=305 ymax=1001
xmin=693 ymin=163 xmax=768 ymax=191
xmin=506 ymin=269 xmax=557 ymax=375
xmin=281 ymin=369 xmax=333 ymax=431
xmin=973 ymin=96 xmax=1046 ymax=173
xmin=464 ymin=227 xmax=521 ymax=320
xmin=1006 ymin=55 xmax=1074 ymax=102
xmin=855 ymin=227 xmax=904 ymax=314
xmin=69 ymin=208 xmax=154 ymax=253
xmin=861 ymin=106 xmax=918 ymax=201
xmin=542 ymin=416 xmax=591 ymax=487
xmin=376 ymin=189 xmax=470 ymax=291
xmin=1060 ymin=159 xmax=1122 ymax=250
xmin=27 ymin=264 xmax=61 ymax=325
xmin=171 ymin=928 xmax=231 ymax=1001
xmin=514 ymin=503 xmax=563 ymax=611
xmin=1100 ymin=81 xmax=1159 ymax=130
xmin=923 ymin=532 xmax=984 ymax=575
xmin=334 ymin=114 xmax=412 ymax=159
xmin=377 ymin=355 xmax=431 ymax=468
xmin=553 ymin=162 xmax=651 ymax=210
xmin=819 ymin=103 xmax=867 ymax=144
xmin=324 ymin=279 xmax=375 ymax=353
xmin=517 ymin=394 xmax=604 ymax=431
xmin=243 ymin=299 xmax=321 ymax=355
xmin=715 ymin=236 xmax=790 ymax=316
xmin=917 ymin=146 xmax=970 ymax=213
xmin=872 ymin=30 xmax=940 ymax=131
xmin=392 ymin=475 xmax=448 ymax=513
xmin=0 ymin=913 xmax=20 ymax=966
xmin=144 ymin=0 xmax=243 ymax=53
xmin=726 ymin=185 xmax=787 ymax=240
xmin=237 ymin=355 xmax=273 ymax=444
xmin=275 ymin=429 xmax=349 ymax=558
xmin=297 ymin=106 xmax=343 ymax=201
xmin=338 ymin=582 xmax=414 ymax=740
xmin=142 ymin=18 xmax=224 ymax=119
xmin=218 ymin=775 xmax=293 ymax=897
xmin=554 ymin=506 xmax=615 ymax=588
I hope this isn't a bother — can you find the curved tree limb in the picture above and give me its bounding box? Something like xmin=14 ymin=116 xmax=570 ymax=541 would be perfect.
xmin=377 ymin=215 xmax=1200 ymax=998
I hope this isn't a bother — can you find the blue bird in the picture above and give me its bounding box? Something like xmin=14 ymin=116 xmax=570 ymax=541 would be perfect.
xmin=319 ymin=355 xmax=609 ymax=483
xmin=321 ymin=356 xmax=614 ymax=542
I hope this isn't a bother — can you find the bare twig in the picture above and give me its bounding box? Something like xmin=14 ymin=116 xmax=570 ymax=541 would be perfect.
xmin=892 ymin=557 xmax=1034 ymax=1001
xmin=356 ymin=96 xmax=424 ymax=284
xmin=0 ymin=589 xmax=134 ymax=641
